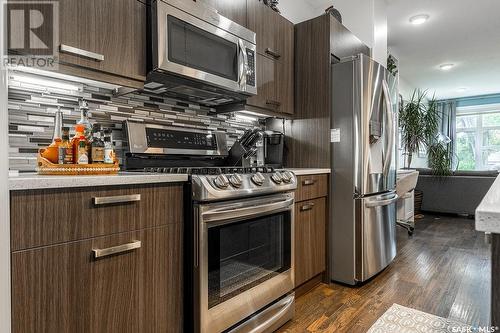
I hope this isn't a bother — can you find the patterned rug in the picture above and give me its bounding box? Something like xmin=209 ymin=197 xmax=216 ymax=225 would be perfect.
xmin=367 ymin=304 xmax=471 ymax=333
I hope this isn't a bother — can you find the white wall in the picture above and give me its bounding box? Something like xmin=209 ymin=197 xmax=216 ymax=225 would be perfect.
xmin=373 ymin=0 xmax=387 ymax=67
xmin=278 ymin=0 xmax=320 ymax=24
xmin=0 ymin=0 xmax=11 ymax=330
xmin=279 ymin=0 xmax=388 ymax=65
xmin=334 ymin=0 xmax=374 ymax=48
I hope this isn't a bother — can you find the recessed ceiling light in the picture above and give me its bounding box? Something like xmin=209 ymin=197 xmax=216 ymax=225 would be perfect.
xmin=458 ymin=87 xmax=467 ymax=92
xmin=409 ymin=14 xmax=429 ymax=25
xmin=439 ymin=63 xmax=455 ymax=71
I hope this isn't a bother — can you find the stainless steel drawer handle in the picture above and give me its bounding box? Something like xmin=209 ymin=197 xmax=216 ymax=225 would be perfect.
xmin=300 ymin=203 xmax=315 ymax=211
xmin=266 ymin=99 xmax=282 ymax=107
xmin=265 ymin=48 xmax=281 ymax=59
xmin=60 ymin=44 xmax=104 ymax=61
xmin=93 ymin=194 xmax=141 ymax=206
xmin=302 ymin=179 xmax=316 ymax=186
xmin=93 ymin=241 xmax=141 ymax=259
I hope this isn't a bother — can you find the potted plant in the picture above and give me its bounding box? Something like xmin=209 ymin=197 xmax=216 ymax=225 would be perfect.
xmin=399 ymin=89 xmax=441 ymax=169
xmin=399 ymin=89 xmax=453 ymax=214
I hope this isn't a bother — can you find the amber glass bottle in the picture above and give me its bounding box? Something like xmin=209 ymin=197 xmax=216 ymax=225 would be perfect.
xmin=72 ymin=124 xmax=88 ymax=164
xmin=58 ymin=127 xmax=73 ymax=164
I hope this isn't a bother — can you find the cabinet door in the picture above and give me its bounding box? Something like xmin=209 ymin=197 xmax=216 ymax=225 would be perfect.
xmin=199 ymin=0 xmax=247 ymax=27
xmin=246 ymin=54 xmax=279 ymax=111
xmin=247 ymin=0 xmax=277 ymax=56
xmin=294 ymin=197 xmax=326 ymax=287
xmin=12 ymin=226 xmax=183 ymax=333
xmin=58 ymin=0 xmax=146 ymax=80
xmin=247 ymin=1 xmax=294 ymax=115
xmin=276 ymin=16 xmax=294 ymax=115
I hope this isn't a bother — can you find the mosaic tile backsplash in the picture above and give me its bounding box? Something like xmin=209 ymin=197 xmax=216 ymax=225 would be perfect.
xmin=7 ymin=71 xmax=260 ymax=172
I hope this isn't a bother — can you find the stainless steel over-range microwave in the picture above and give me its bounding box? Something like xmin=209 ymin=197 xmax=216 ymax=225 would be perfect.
xmin=147 ymin=0 xmax=257 ymax=107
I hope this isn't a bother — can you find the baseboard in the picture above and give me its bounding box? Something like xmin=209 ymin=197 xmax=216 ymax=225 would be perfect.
xmin=294 ymin=273 xmax=324 ymax=298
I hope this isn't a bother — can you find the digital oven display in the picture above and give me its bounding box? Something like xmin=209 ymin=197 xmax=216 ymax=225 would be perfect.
xmin=145 ymin=128 xmax=217 ymax=150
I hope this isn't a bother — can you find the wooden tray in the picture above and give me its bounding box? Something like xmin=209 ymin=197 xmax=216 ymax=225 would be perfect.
xmin=37 ymin=149 xmax=120 ymax=175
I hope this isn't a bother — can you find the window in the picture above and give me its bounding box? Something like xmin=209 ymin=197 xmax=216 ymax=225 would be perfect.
xmin=455 ymin=103 xmax=500 ymax=170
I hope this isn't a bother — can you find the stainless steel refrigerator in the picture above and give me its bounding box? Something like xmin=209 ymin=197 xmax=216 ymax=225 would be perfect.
xmin=330 ymin=54 xmax=398 ymax=285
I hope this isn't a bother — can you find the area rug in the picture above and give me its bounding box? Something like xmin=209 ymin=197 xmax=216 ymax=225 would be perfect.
xmin=367 ymin=304 xmax=471 ymax=333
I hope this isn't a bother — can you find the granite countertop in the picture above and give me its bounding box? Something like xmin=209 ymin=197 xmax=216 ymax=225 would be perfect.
xmin=476 ymin=174 xmax=500 ymax=233
xmin=9 ymin=172 xmax=189 ymax=191
xmin=287 ymin=168 xmax=331 ymax=176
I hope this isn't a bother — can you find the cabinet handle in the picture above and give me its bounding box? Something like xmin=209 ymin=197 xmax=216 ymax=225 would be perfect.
xmin=93 ymin=194 xmax=141 ymax=206
xmin=266 ymin=99 xmax=281 ymax=107
xmin=302 ymin=179 xmax=316 ymax=186
xmin=93 ymin=240 xmax=141 ymax=259
xmin=300 ymin=203 xmax=315 ymax=211
xmin=265 ymin=48 xmax=281 ymax=59
xmin=60 ymin=44 xmax=104 ymax=61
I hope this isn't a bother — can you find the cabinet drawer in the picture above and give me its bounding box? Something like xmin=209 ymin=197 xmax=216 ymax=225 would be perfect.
xmin=295 ymin=174 xmax=328 ymax=202
xmin=12 ymin=225 xmax=183 ymax=333
xmin=11 ymin=184 xmax=183 ymax=251
xmin=294 ymin=197 xmax=326 ymax=287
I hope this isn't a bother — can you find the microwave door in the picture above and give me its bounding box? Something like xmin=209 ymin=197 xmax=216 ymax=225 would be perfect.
xmin=156 ymin=2 xmax=244 ymax=93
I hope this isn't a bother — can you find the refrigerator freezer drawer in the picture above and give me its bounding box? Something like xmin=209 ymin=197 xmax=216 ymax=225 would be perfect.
xmin=356 ymin=193 xmax=398 ymax=282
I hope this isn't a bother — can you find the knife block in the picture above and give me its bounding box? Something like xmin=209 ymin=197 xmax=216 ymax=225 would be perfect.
xmin=227 ymin=142 xmax=251 ymax=167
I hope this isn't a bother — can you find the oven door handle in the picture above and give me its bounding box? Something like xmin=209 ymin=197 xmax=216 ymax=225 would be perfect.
xmin=201 ymin=197 xmax=294 ymax=224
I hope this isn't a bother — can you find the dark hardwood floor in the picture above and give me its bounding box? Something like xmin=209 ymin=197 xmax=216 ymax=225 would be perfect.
xmin=279 ymin=214 xmax=491 ymax=333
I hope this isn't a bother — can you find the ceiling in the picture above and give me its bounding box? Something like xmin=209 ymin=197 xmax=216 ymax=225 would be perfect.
xmin=387 ymin=0 xmax=500 ymax=100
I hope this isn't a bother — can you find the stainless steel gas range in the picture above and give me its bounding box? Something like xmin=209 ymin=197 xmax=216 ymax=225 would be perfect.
xmin=124 ymin=121 xmax=297 ymax=333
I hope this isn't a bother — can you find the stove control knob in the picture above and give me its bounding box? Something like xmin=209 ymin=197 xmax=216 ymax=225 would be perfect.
xmin=213 ymin=174 xmax=230 ymax=189
xmin=281 ymin=171 xmax=294 ymax=183
xmin=271 ymin=172 xmax=283 ymax=184
xmin=229 ymin=174 xmax=243 ymax=188
xmin=251 ymin=172 xmax=266 ymax=186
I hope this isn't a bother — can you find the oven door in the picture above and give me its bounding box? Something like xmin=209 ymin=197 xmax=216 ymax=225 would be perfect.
xmin=155 ymin=0 xmax=257 ymax=95
xmin=196 ymin=193 xmax=294 ymax=333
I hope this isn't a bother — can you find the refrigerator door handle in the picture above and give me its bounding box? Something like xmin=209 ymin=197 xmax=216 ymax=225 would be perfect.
xmin=365 ymin=194 xmax=399 ymax=208
xmin=381 ymin=79 xmax=394 ymax=187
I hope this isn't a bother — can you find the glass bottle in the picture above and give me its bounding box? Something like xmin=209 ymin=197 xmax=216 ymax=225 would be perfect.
xmin=90 ymin=124 xmax=105 ymax=164
xmin=58 ymin=127 xmax=73 ymax=164
xmin=103 ymin=129 xmax=114 ymax=164
xmin=41 ymin=107 xmax=63 ymax=163
xmin=77 ymin=99 xmax=92 ymax=140
xmin=77 ymin=140 xmax=89 ymax=165
xmin=53 ymin=107 xmax=63 ymax=142
xmin=72 ymin=124 xmax=89 ymax=164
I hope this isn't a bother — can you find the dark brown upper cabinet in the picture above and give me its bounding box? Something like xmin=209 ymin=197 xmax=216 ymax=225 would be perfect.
xmin=246 ymin=0 xmax=294 ymax=115
xmin=288 ymin=14 xmax=370 ymax=168
xmin=197 ymin=0 xmax=248 ymax=27
xmin=57 ymin=0 xmax=146 ymax=87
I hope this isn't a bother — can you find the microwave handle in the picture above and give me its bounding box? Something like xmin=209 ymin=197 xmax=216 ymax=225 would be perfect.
xmin=238 ymin=39 xmax=247 ymax=90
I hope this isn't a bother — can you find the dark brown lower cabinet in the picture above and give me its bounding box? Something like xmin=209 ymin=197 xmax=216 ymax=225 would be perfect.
xmin=12 ymin=225 xmax=183 ymax=333
xmin=294 ymin=197 xmax=326 ymax=287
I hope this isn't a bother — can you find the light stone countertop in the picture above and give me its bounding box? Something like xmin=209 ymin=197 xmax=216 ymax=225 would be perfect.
xmin=287 ymin=168 xmax=331 ymax=176
xmin=476 ymin=174 xmax=500 ymax=233
xmin=9 ymin=172 xmax=189 ymax=191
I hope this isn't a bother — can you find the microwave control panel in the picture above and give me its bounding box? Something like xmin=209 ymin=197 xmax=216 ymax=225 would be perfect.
xmin=246 ymin=49 xmax=256 ymax=87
